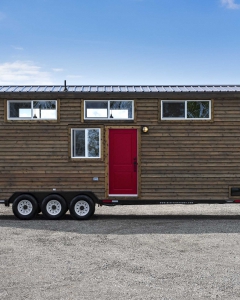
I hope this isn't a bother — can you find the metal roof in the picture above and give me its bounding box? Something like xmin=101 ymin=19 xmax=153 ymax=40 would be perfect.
xmin=0 ymin=85 xmax=240 ymax=93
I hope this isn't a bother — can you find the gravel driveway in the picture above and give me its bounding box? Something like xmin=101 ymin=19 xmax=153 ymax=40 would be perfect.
xmin=0 ymin=204 xmax=240 ymax=300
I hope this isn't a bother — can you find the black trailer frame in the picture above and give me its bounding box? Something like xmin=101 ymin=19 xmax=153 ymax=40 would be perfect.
xmin=1 ymin=190 xmax=240 ymax=220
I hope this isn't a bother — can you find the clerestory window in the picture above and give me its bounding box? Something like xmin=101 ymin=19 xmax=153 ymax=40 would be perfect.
xmin=7 ymin=100 xmax=57 ymax=120
xmin=161 ymin=100 xmax=211 ymax=120
xmin=84 ymin=100 xmax=134 ymax=120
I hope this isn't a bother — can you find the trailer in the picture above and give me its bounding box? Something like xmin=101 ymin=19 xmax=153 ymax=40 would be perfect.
xmin=1 ymin=84 xmax=240 ymax=220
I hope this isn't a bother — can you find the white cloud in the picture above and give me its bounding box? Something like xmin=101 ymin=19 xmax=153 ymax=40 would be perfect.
xmin=0 ymin=61 xmax=53 ymax=85
xmin=221 ymin=0 xmax=240 ymax=9
xmin=12 ymin=46 xmax=24 ymax=51
xmin=52 ymin=68 xmax=63 ymax=72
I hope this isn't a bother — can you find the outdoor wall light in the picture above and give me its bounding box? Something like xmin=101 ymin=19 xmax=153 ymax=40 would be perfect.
xmin=142 ymin=126 xmax=149 ymax=133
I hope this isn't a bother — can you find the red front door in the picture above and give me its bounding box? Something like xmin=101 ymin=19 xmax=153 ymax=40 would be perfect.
xmin=109 ymin=129 xmax=138 ymax=195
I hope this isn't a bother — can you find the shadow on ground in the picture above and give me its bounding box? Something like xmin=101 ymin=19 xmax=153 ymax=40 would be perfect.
xmin=0 ymin=213 xmax=240 ymax=235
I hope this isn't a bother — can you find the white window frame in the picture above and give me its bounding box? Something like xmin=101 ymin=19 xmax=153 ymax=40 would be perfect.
xmin=161 ymin=100 xmax=211 ymax=120
xmin=71 ymin=128 xmax=101 ymax=158
xmin=7 ymin=100 xmax=58 ymax=120
xmin=84 ymin=100 xmax=134 ymax=120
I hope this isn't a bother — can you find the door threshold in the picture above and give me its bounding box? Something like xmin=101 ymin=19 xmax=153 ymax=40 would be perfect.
xmin=109 ymin=194 xmax=138 ymax=197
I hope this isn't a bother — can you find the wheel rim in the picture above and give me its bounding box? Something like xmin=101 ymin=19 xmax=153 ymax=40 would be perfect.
xmin=17 ymin=200 xmax=33 ymax=216
xmin=46 ymin=200 xmax=62 ymax=216
xmin=74 ymin=200 xmax=90 ymax=216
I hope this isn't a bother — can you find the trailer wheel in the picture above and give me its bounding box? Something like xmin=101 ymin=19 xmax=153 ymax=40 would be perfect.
xmin=12 ymin=194 xmax=38 ymax=220
xmin=41 ymin=194 xmax=67 ymax=220
xmin=69 ymin=195 xmax=95 ymax=220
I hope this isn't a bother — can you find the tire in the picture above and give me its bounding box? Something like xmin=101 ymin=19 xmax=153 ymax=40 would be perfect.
xmin=41 ymin=194 xmax=67 ymax=220
xmin=12 ymin=194 xmax=38 ymax=220
xmin=69 ymin=195 xmax=95 ymax=220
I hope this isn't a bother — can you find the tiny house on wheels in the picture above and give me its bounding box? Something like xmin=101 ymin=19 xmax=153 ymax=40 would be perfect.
xmin=0 ymin=84 xmax=240 ymax=220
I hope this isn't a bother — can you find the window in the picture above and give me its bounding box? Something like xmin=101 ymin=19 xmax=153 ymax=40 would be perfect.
xmin=71 ymin=128 xmax=101 ymax=158
xmin=84 ymin=100 xmax=134 ymax=120
xmin=231 ymin=188 xmax=240 ymax=197
xmin=8 ymin=100 xmax=57 ymax=120
xmin=161 ymin=100 xmax=211 ymax=120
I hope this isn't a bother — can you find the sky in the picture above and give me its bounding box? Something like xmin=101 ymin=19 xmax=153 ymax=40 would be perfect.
xmin=0 ymin=0 xmax=240 ymax=85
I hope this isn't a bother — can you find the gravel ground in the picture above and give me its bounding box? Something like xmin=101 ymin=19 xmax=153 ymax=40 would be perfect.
xmin=1 ymin=204 xmax=240 ymax=300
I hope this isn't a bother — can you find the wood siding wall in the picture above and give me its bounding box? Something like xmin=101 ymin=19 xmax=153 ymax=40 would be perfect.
xmin=139 ymin=99 xmax=240 ymax=200
xmin=0 ymin=96 xmax=240 ymax=201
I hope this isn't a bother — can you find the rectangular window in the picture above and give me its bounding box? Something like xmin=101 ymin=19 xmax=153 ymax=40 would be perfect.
xmin=161 ymin=100 xmax=211 ymax=120
xmin=84 ymin=100 xmax=134 ymax=120
xmin=231 ymin=188 xmax=240 ymax=197
xmin=71 ymin=128 xmax=101 ymax=158
xmin=8 ymin=100 xmax=57 ymax=120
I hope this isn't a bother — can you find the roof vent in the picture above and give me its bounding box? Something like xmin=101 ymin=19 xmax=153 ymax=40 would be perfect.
xmin=64 ymin=80 xmax=68 ymax=92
